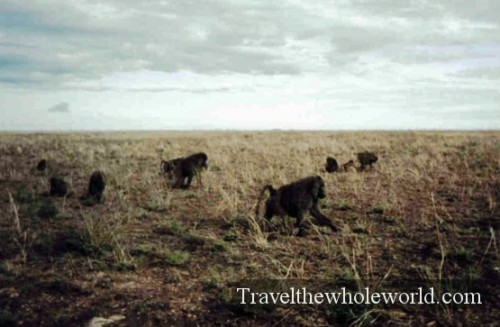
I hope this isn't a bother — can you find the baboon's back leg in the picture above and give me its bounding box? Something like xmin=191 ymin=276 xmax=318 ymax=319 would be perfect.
xmin=178 ymin=171 xmax=192 ymax=189
xmin=310 ymin=206 xmax=338 ymax=232
xmin=173 ymin=174 xmax=185 ymax=189
xmin=184 ymin=174 xmax=193 ymax=188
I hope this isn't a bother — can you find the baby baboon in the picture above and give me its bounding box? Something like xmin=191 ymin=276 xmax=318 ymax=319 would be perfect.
xmin=36 ymin=159 xmax=47 ymax=172
xmin=357 ymin=151 xmax=378 ymax=171
xmin=256 ymin=175 xmax=338 ymax=233
xmin=161 ymin=152 xmax=208 ymax=189
xmin=49 ymin=177 xmax=69 ymax=197
xmin=325 ymin=157 xmax=339 ymax=173
xmin=340 ymin=160 xmax=356 ymax=172
xmin=88 ymin=171 xmax=106 ymax=203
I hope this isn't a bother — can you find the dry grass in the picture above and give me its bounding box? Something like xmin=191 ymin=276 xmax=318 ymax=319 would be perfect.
xmin=0 ymin=130 xmax=498 ymax=326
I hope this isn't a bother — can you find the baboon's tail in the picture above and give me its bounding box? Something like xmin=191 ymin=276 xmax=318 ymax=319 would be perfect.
xmin=255 ymin=184 xmax=274 ymax=217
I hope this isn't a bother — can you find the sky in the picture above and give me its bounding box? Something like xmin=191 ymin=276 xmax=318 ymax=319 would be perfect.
xmin=0 ymin=0 xmax=499 ymax=131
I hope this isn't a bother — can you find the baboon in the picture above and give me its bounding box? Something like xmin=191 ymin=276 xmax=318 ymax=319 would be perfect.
xmin=36 ymin=159 xmax=47 ymax=172
xmin=88 ymin=171 xmax=106 ymax=203
xmin=340 ymin=160 xmax=356 ymax=172
xmin=357 ymin=151 xmax=378 ymax=171
xmin=256 ymin=175 xmax=338 ymax=233
xmin=49 ymin=177 xmax=69 ymax=197
xmin=161 ymin=152 xmax=208 ymax=189
xmin=325 ymin=157 xmax=339 ymax=173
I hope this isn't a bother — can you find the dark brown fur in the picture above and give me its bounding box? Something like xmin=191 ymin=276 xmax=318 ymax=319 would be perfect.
xmin=161 ymin=152 xmax=208 ymax=189
xmin=36 ymin=159 xmax=47 ymax=172
xmin=357 ymin=151 xmax=378 ymax=171
xmin=325 ymin=157 xmax=339 ymax=173
xmin=88 ymin=171 xmax=106 ymax=203
xmin=256 ymin=175 xmax=338 ymax=233
xmin=49 ymin=177 xmax=69 ymax=197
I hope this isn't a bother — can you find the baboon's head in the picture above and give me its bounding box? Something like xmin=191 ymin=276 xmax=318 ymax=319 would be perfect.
xmin=312 ymin=175 xmax=326 ymax=199
xmin=261 ymin=185 xmax=277 ymax=220
xmin=197 ymin=152 xmax=208 ymax=169
xmin=264 ymin=199 xmax=275 ymax=220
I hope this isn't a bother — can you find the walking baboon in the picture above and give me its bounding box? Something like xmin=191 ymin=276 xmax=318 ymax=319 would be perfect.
xmin=341 ymin=160 xmax=356 ymax=172
xmin=49 ymin=177 xmax=69 ymax=197
xmin=325 ymin=157 xmax=339 ymax=173
xmin=357 ymin=151 xmax=378 ymax=170
xmin=256 ymin=175 xmax=338 ymax=233
xmin=88 ymin=171 xmax=106 ymax=203
xmin=36 ymin=159 xmax=47 ymax=172
xmin=161 ymin=152 xmax=208 ymax=189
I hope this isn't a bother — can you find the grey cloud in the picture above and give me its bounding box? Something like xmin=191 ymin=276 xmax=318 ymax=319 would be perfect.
xmin=1 ymin=0 xmax=499 ymax=90
xmin=0 ymin=0 xmax=307 ymax=88
xmin=48 ymin=102 xmax=70 ymax=113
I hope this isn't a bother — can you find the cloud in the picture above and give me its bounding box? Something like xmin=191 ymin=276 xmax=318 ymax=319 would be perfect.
xmin=0 ymin=0 xmax=499 ymax=130
xmin=47 ymin=102 xmax=70 ymax=113
xmin=1 ymin=0 xmax=497 ymax=89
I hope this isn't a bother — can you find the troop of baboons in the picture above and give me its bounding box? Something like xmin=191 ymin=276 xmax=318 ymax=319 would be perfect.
xmin=34 ymin=148 xmax=378 ymax=236
xmin=325 ymin=151 xmax=378 ymax=173
xmin=39 ymin=162 xmax=106 ymax=206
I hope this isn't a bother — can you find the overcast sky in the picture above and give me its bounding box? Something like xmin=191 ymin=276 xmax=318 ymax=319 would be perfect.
xmin=0 ymin=0 xmax=499 ymax=131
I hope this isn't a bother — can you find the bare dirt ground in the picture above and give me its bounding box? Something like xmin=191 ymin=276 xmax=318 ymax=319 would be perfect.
xmin=0 ymin=131 xmax=498 ymax=326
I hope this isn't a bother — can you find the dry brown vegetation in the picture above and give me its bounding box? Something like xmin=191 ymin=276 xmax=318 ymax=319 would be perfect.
xmin=0 ymin=131 xmax=498 ymax=326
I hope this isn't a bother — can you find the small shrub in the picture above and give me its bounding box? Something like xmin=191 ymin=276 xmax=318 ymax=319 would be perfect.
xmin=371 ymin=205 xmax=385 ymax=214
xmin=223 ymin=231 xmax=238 ymax=242
xmin=336 ymin=202 xmax=353 ymax=211
xmin=37 ymin=199 xmax=59 ymax=219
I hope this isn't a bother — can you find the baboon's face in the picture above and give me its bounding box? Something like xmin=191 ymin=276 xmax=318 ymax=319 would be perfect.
xmin=199 ymin=157 xmax=208 ymax=169
xmin=264 ymin=197 xmax=275 ymax=220
xmin=195 ymin=153 xmax=208 ymax=169
xmin=316 ymin=178 xmax=326 ymax=199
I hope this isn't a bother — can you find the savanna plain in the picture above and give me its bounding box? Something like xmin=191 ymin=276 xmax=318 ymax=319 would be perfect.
xmin=0 ymin=131 xmax=498 ymax=326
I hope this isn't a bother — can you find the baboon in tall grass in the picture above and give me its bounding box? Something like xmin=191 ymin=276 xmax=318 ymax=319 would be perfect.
xmin=357 ymin=151 xmax=378 ymax=171
xmin=325 ymin=157 xmax=339 ymax=173
xmin=36 ymin=159 xmax=47 ymax=172
xmin=88 ymin=171 xmax=106 ymax=203
xmin=161 ymin=152 xmax=208 ymax=189
xmin=49 ymin=177 xmax=69 ymax=197
xmin=256 ymin=175 xmax=338 ymax=233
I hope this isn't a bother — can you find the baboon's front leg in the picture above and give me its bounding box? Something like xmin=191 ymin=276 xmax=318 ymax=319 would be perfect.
xmin=195 ymin=170 xmax=203 ymax=188
xmin=310 ymin=206 xmax=338 ymax=232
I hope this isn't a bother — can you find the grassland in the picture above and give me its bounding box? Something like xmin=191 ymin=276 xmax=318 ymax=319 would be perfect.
xmin=0 ymin=131 xmax=498 ymax=326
